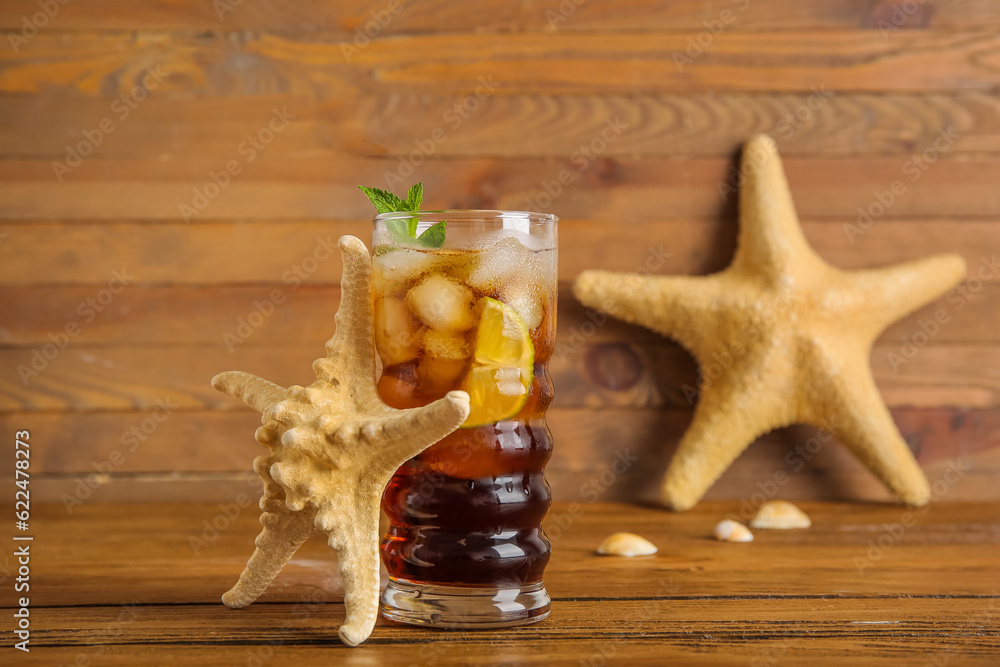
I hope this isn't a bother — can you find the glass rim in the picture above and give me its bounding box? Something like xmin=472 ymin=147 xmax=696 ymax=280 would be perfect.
xmin=373 ymin=209 xmax=557 ymax=224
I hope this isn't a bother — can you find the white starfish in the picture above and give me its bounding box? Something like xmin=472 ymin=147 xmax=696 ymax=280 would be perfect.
xmin=212 ymin=236 xmax=469 ymax=646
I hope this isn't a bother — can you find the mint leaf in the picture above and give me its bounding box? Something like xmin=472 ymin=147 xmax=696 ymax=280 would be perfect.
xmin=358 ymin=186 xmax=408 ymax=214
xmin=417 ymin=221 xmax=446 ymax=248
xmin=386 ymin=218 xmax=414 ymax=244
xmin=405 ymin=183 xmax=423 ymax=211
xmin=360 ymin=182 xmax=444 ymax=247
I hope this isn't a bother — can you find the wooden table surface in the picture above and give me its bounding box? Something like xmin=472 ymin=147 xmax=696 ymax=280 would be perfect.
xmin=11 ymin=500 xmax=999 ymax=665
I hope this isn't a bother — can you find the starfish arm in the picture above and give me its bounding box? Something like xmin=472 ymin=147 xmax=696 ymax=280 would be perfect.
xmin=212 ymin=371 xmax=287 ymax=414
xmin=662 ymin=376 xmax=791 ymax=511
xmin=313 ymin=236 xmax=377 ymax=398
xmin=318 ymin=498 xmax=382 ymax=647
xmin=222 ymin=469 xmax=316 ymax=607
xmin=573 ymin=270 xmax=723 ymax=346
xmin=732 ymin=135 xmax=826 ymax=282
xmin=833 ymin=254 xmax=966 ymax=338
xmin=367 ymin=390 xmax=471 ymax=472
xmin=804 ymin=366 xmax=930 ymax=506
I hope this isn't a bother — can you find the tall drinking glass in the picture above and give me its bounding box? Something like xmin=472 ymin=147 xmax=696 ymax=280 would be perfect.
xmin=373 ymin=211 xmax=557 ymax=628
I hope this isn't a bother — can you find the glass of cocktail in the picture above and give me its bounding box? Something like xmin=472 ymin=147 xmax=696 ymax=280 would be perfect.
xmin=373 ymin=210 xmax=557 ymax=628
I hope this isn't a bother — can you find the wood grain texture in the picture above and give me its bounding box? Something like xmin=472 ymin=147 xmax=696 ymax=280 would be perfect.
xmin=6 ymin=501 xmax=998 ymax=665
xmin=5 ymin=30 xmax=1000 ymax=100
xmin=2 ymin=31 xmax=1000 ymax=176
xmin=3 ymin=91 xmax=998 ymax=157
xmin=1 ymin=0 xmax=997 ymax=32
xmin=3 ymin=284 xmax=998 ymax=345
xmin=7 ymin=407 xmax=999 ymax=505
xmin=3 ymin=157 xmax=999 ymax=221
xmin=356 ymin=92 xmax=1000 ymax=158
xmin=1 ymin=219 xmax=998 ymax=283
xmin=1 ymin=0 xmax=999 ymax=509
xmin=1 ymin=342 xmax=997 ymax=413
xmin=8 ymin=407 xmax=998 ymax=475
xmin=355 ymin=30 xmax=1000 ymax=94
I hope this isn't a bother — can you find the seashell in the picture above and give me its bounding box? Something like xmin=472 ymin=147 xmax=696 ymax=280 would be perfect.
xmin=714 ymin=519 xmax=754 ymax=542
xmin=750 ymin=500 xmax=811 ymax=529
xmin=596 ymin=532 xmax=658 ymax=557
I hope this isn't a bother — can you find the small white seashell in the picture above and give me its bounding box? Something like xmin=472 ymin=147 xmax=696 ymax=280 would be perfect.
xmin=596 ymin=532 xmax=658 ymax=557
xmin=714 ymin=519 xmax=754 ymax=543
xmin=750 ymin=500 xmax=811 ymax=529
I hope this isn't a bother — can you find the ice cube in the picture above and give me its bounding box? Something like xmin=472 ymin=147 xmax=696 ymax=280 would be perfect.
xmin=417 ymin=356 xmax=467 ymax=398
xmin=503 ymin=288 xmax=544 ymax=331
xmin=374 ymin=297 xmax=422 ymax=366
xmin=493 ymin=367 xmax=528 ymax=397
xmin=471 ymin=228 xmax=551 ymax=253
xmin=418 ymin=330 xmax=470 ymax=396
xmin=405 ymin=274 xmax=476 ymax=332
xmin=536 ymin=247 xmax=557 ymax=291
xmin=422 ymin=329 xmax=470 ymax=360
xmin=466 ymin=236 xmax=530 ymax=292
xmin=373 ymin=248 xmax=437 ymax=294
xmin=465 ymin=224 xmax=553 ymax=252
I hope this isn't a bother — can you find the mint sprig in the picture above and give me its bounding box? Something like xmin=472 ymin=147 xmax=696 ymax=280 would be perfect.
xmin=359 ymin=182 xmax=445 ymax=248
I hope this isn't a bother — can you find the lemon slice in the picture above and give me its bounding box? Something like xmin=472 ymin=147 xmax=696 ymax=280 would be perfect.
xmin=461 ymin=298 xmax=534 ymax=427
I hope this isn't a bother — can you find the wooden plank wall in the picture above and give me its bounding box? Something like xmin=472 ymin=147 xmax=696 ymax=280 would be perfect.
xmin=1 ymin=0 xmax=998 ymax=505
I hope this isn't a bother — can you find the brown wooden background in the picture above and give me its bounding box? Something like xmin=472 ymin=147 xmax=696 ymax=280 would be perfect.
xmin=1 ymin=0 xmax=998 ymax=506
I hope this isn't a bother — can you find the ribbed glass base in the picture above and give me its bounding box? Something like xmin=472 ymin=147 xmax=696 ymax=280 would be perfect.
xmin=380 ymin=580 xmax=550 ymax=629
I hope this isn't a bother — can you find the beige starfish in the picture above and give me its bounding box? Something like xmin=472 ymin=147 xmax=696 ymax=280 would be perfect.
xmin=574 ymin=135 xmax=966 ymax=511
xmin=212 ymin=235 xmax=470 ymax=646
